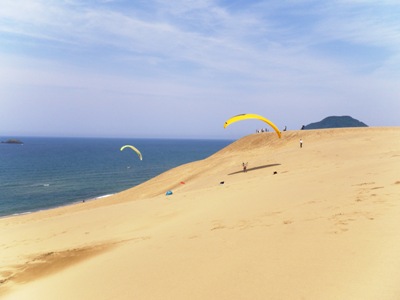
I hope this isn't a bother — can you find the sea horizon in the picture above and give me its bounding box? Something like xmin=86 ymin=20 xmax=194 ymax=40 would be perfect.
xmin=1 ymin=134 xmax=235 ymax=141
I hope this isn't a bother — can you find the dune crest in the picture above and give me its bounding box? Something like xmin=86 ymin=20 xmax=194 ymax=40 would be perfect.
xmin=1 ymin=127 xmax=400 ymax=299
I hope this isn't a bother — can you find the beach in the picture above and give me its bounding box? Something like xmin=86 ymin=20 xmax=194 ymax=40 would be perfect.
xmin=1 ymin=127 xmax=400 ymax=299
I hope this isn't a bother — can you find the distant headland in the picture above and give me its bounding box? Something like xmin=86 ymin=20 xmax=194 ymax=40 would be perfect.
xmin=1 ymin=139 xmax=24 ymax=145
xmin=302 ymin=116 xmax=368 ymax=130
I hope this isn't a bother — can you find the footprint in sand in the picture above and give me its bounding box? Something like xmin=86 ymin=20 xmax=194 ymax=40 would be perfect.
xmin=371 ymin=186 xmax=384 ymax=190
xmin=211 ymin=223 xmax=226 ymax=231
xmin=353 ymin=182 xmax=375 ymax=186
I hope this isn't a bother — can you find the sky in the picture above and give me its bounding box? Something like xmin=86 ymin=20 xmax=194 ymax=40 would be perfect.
xmin=1 ymin=0 xmax=399 ymax=139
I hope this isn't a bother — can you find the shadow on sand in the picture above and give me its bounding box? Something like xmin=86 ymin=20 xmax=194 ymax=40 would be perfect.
xmin=228 ymin=163 xmax=281 ymax=175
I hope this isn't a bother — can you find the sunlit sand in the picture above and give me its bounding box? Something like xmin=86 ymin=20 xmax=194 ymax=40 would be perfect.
xmin=1 ymin=127 xmax=400 ymax=299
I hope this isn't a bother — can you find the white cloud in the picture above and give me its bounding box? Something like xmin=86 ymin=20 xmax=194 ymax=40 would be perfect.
xmin=1 ymin=0 xmax=399 ymax=137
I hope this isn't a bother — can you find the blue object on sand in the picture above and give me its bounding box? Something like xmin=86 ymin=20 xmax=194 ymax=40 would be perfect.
xmin=166 ymin=190 xmax=173 ymax=196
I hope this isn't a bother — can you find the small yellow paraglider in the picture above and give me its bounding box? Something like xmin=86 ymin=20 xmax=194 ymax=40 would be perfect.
xmin=224 ymin=113 xmax=281 ymax=138
xmin=120 ymin=145 xmax=143 ymax=160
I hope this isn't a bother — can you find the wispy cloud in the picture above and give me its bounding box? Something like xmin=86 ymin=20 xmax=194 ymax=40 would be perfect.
xmin=1 ymin=0 xmax=399 ymax=137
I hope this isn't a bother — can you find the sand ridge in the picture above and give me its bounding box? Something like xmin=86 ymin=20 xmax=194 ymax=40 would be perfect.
xmin=1 ymin=127 xmax=400 ymax=299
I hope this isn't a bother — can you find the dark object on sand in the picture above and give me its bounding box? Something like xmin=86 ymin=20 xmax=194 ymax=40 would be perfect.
xmin=220 ymin=181 xmax=225 ymax=185
xmin=273 ymin=171 xmax=278 ymax=175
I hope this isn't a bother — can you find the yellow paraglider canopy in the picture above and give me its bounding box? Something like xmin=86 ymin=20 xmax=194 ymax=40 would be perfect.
xmin=224 ymin=113 xmax=281 ymax=138
xmin=120 ymin=145 xmax=143 ymax=160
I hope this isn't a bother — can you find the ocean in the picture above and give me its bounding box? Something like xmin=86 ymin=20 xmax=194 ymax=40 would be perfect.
xmin=0 ymin=137 xmax=232 ymax=218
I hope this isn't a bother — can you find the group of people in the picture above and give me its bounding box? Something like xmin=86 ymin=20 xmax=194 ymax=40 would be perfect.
xmin=257 ymin=125 xmax=288 ymax=133
xmin=255 ymin=128 xmax=270 ymax=133
xmin=256 ymin=124 xmax=308 ymax=134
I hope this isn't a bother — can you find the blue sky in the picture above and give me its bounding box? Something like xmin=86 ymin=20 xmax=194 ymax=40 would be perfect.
xmin=1 ymin=0 xmax=399 ymax=139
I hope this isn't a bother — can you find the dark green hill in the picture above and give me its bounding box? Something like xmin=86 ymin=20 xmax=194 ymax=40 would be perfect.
xmin=304 ymin=116 xmax=368 ymax=130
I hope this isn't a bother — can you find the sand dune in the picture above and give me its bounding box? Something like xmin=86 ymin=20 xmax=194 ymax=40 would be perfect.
xmin=1 ymin=127 xmax=400 ymax=299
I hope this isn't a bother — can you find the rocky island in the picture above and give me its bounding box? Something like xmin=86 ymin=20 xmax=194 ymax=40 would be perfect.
xmin=1 ymin=139 xmax=24 ymax=144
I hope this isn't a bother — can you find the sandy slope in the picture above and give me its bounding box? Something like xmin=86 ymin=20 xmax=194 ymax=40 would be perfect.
xmin=1 ymin=127 xmax=400 ymax=299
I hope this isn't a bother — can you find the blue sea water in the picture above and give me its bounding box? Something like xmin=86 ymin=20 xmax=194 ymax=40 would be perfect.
xmin=0 ymin=137 xmax=232 ymax=218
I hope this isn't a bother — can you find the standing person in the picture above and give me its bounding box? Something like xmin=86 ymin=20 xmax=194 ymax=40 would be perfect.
xmin=242 ymin=162 xmax=248 ymax=172
xmin=300 ymin=139 xmax=303 ymax=148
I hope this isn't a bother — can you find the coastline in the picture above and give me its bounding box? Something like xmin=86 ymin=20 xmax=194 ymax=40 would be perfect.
xmin=0 ymin=137 xmax=231 ymax=219
xmin=1 ymin=127 xmax=400 ymax=299
xmin=0 ymin=193 xmax=115 ymax=221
